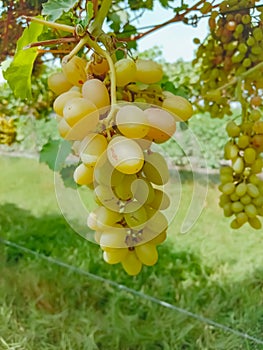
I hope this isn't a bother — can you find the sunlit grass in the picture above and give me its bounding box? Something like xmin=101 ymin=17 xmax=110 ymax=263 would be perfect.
xmin=0 ymin=155 xmax=263 ymax=350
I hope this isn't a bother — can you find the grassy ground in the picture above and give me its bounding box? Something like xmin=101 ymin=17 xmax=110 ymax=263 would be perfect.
xmin=0 ymin=155 xmax=263 ymax=350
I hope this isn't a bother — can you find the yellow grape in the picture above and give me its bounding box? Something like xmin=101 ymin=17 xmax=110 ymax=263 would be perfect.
xmin=121 ymin=250 xmax=142 ymax=275
xmin=90 ymin=206 xmax=122 ymax=230
xmin=73 ymin=163 xmax=94 ymax=185
xmin=124 ymin=202 xmax=148 ymax=229
xmin=149 ymin=189 xmax=170 ymax=210
xmin=63 ymin=97 xmax=99 ymax=127
xmin=230 ymin=219 xmax=243 ymax=229
xmin=250 ymin=158 xmax=263 ymax=174
xmin=103 ymin=248 xmax=128 ymax=264
xmin=135 ymin=59 xmax=163 ymax=84
xmin=135 ymin=243 xmax=158 ymax=266
xmin=62 ymin=55 xmax=87 ymax=86
xmin=99 ymin=225 xmax=127 ymax=248
xmin=145 ymin=207 xmax=168 ymax=234
xmin=94 ymin=185 xmax=120 ymax=212
xmin=162 ymin=95 xmax=193 ymax=122
xmin=80 ymin=133 xmax=108 ymax=166
xmin=48 ymin=71 xmax=72 ymax=95
xmin=90 ymin=55 xmax=109 ymax=75
xmin=237 ymin=135 xmax=250 ymax=149
xmin=221 ymin=182 xmax=235 ymax=195
xmin=143 ymin=152 xmax=169 ymax=185
xmin=53 ymin=90 xmax=82 ymax=116
xmin=224 ymin=142 xmax=239 ymax=160
xmin=57 ymin=118 xmax=71 ymax=139
xmin=134 ymin=138 xmax=152 ymax=150
xmin=115 ymin=105 xmax=149 ymax=139
xmin=132 ymin=178 xmax=155 ymax=205
xmin=82 ymin=79 xmax=110 ymax=110
xmin=253 ymin=121 xmax=263 ymax=134
xmin=115 ymin=58 xmax=137 ymax=87
xmin=144 ymin=107 xmax=176 ymax=143
xmin=94 ymin=157 xmax=125 ymax=187
xmin=114 ymin=174 xmax=137 ymax=201
xmin=107 ymin=136 xmax=144 ymax=174
xmin=148 ymin=230 xmax=167 ymax=245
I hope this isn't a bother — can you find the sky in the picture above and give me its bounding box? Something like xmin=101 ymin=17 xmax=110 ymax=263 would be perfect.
xmin=133 ymin=2 xmax=209 ymax=62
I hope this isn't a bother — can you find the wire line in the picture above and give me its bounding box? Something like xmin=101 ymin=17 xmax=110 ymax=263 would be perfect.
xmin=1 ymin=237 xmax=263 ymax=345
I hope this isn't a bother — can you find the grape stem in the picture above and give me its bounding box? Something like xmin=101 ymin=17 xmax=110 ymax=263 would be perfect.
xmin=21 ymin=16 xmax=75 ymax=34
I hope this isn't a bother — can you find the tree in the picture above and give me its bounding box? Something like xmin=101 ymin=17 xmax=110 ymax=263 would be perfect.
xmin=1 ymin=0 xmax=263 ymax=275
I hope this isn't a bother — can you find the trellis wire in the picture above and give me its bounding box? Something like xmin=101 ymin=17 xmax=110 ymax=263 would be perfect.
xmin=1 ymin=237 xmax=263 ymax=346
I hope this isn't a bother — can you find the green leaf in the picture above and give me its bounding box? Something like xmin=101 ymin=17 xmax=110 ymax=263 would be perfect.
xmin=59 ymin=165 xmax=77 ymax=188
xmin=39 ymin=139 xmax=72 ymax=171
xmin=3 ymin=20 xmax=44 ymax=99
xmin=42 ymin=0 xmax=79 ymax=22
xmin=108 ymin=13 xmax=121 ymax=32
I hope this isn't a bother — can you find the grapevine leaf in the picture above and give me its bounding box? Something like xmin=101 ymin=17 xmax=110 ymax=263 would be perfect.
xmin=59 ymin=165 xmax=77 ymax=188
xmin=3 ymin=20 xmax=44 ymax=99
xmin=108 ymin=13 xmax=121 ymax=32
xmin=39 ymin=139 xmax=72 ymax=171
xmin=42 ymin=0 xmax=79 ymax=22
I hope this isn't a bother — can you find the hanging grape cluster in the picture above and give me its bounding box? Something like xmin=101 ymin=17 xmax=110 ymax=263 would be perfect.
xmin=194 ymin=0 xmax=263 ymax=118
xmin=0 ymin=117 xmax=16 ymax=145
xmin=48 ymin=53 xmax=193 ymax=275
xmin=219 ymin=110 xmax=263 ymax=229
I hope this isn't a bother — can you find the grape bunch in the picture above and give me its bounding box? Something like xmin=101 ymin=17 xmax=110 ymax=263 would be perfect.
xmin=0 ymin=117 xmax=16 ymax=145
xmin=194 ymin=0 xmax=263 ymax=118
xmin=48 ymin=53 xmax=193 ymax=275
xmin=219 ymin=111 xmax=263 ymax=229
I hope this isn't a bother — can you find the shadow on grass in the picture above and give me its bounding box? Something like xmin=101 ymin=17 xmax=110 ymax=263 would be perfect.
xmin=1 ymin=203 xmax=263 ymax=349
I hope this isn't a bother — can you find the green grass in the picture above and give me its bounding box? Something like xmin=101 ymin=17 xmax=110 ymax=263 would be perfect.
xmin=0 ymin=155 xmax=263 ymax=349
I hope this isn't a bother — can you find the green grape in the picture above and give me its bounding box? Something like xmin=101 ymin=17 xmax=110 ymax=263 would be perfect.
xmin=80 ymin=133 xmax=108 ymax=166
xmin=114 ymin=174 xmax=137 ymax=201
xmin=253 ymin=196 xmax=263 ymax=207
xmin=240 ymin=194 xmax=252 ymax=205
xmin=247 ymin=183 xmax=259 ymax=198
xmin=235 ymin=182 xmax=247 ymax=197
xmin=121 ymin=251 xmax=142 ymax=276
xmin=244 ymin=203 xmax=257 ymax=218
xmin=223 ymin=202 xmax=233 ymax=217
xmin=232 ymin=157 xmax=244 ymax=174
xmin=53 ymin=90 xmax=82 ymax=116
xmin=115 ymin=105 xmax=149 ymax=139
xmin=144 ymin=107 xmax=176 ymax=143
xmin=143 ymin=152 xmax=169 ymax=185
xmin=220 ymin=174 xmax=234 ymax=184
xmin=226 ymin=121 xmax=240 ymax=137
xmin=244 ymin=147 xmax=257 ymax=164
xmin=253 ymin=28 xmax=263 ymax=41
xmin=220 ymin=182 xmax=235 ymax=195
xmin=124 ymin=202 xmax=148 ymax=229
xmin=135 ymin=243 xmax=158 ymax=266
xmin=220 ymin=166 xmax=233 ymax=176
xmin=237 ymin=135 xmax=250 ymax=149
xmin=132 ymin=178 xmax=155 ymax=205
xmin=62 ymin=56 xmax=87 ymax=87
xmin=107 ymin=136 xmax=144 ymax=175
xmin=236 ymin=212 xmax=248 ymax=225
xmin=250 ymin=158 xmax=263 ymax=174
xmin=231 ymin=219 xmax=243 ymax=229
xmin=162 ymin=95 xmax=193 ymax=122
xmin=115 ymin=58 xmax=137 ymax=87
xmin=219 ymin=193 xmax=231 ymax=207
xmin=224 ymin=141 xmax=239 ymax=159
xmin=73 ymin=163 xmax=94 ymax=185
xmin=82 ymin=79 xmax=110 ymax=110
xmin=249 ymin=174 xmax=260 ymax=185
xmin=135 ymin=59 xmax=163 ymax=84
xmin=230 ymin=193 xmax=239 ymax=202
xmin=231 ymin=201 xmax=244 ymax=213
xmin=48 ymin=71 xmax=73 ymax=95
xmin=103 ymin=248 xmax=128 ymax=264
xmin=253 ymin=121 xmax=263 ymax=134
xmin=248 ymin=217 xmax=262 ymax=229
xmin=63 ymin=97 xmax=99 ymax=127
